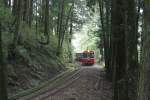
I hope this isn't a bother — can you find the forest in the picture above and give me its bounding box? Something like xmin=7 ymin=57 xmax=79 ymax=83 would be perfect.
xmin=0 ymin=0 xmax=150 ymax=100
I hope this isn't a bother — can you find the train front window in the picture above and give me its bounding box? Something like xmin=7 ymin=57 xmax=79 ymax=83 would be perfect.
xmin=83 ymin=53 xmax=88 ymax=58
xmin=83 ymin=53 xmax=94 ymax=58
xmin=89 ymin=53 xmax=94 ymax=58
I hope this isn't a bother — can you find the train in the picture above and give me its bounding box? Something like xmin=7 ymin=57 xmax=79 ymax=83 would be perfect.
xmin=75 ymin=50 xmax=96 ymax=65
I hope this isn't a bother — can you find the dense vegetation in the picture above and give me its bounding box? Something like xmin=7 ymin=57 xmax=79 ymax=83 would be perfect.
xmin=0 ymin=0 xmax=81 ymax=98
xmin=86 ymin=0 xmax=148 ymax=100
xmin=0 ymin=0 xmax=150 ymax=100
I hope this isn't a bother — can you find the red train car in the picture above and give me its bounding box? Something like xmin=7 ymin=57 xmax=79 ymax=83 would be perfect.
xmin=79 ymin=50 xmax=96 ymax=65
xmin=75 ymin=53 xmax=83 ymax=61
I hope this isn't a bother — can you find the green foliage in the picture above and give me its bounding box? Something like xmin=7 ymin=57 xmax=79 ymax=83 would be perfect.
xmin=0 ymin=0 xmax=93 ymax=97
xmin=86 ymin=0 xmax=97 ymax=12
xmin=0 ymin=2 xmax=12 ymax=31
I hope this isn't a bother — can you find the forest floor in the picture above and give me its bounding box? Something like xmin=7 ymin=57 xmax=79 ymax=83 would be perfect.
xmin=18 ymin=64 xmax=113 ymax=100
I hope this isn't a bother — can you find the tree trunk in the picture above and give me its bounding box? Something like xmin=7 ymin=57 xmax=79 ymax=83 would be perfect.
xmin=60 ymin=3 xmax=74 ymax=48
xmin=56 ymin=1 xmax=61 ymax=36
xmin=3 ymin=0 xmax=8 ymax=7
xmin=111 ymin=0 xmax=126 ymax=80
xmin=38 ymin=0 xmax=50 ymax=45
xmin=111 ymin=0 xmax=139 ymax=100
xmin=28 ymin=0 xmax=33 ymax=27
xmin=0 ymin=20 xmax=8 ymax=100
xmin=23 ymin=0 xmax=28 ymax=22
xmin=98 ymin=0 xmax=110 ymax=79
xmin=105 ymin=0 xmax=112 ymax=79
xmin=13 ymin=0 xmax=22 ymax=45
xmin=44 ymin=0 xmax=50 ymax=44
xmin=126 ymin=1 xmax=139 ymax=100
xmin=57 ymin=0 xmax=65 ymax=56
xmin=12 ymin=0 xmax=18 ymax=15
xmin=8 ymin=0 xmax=11 ymax=7
xmin=111 ymin=0 xmax=128 ymax=100
xmin=143 ymin=0 xmax=150 ymax=99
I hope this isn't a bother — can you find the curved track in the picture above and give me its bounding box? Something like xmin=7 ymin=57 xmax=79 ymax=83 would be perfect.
xmin=18 ymin=64 xmax=112 ymax=100
xmin=18 ymin=68 xmax=83 ymax=100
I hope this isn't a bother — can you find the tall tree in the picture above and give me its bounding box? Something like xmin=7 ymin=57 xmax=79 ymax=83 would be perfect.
xmin=56 ymin=0 xmax=74 ymax=56
xmin=38 ymin=0 xmax=50 ymax=45
xmin=143 ymin=0 xmax=150 ymax=99
xmin=0 ymin=1 xmax=8 ymax=100
xmin=98 ymin=0 xmax=111 ymax=78
xmin=12 ymin=0 xmax=18 ymax=15
xmin=111 ymin=0 xmax=139 ymax=100
xmin=0 ymin=20 xmax=8 ymax=100
xmin=86 ymin=0 xmax=112 ymax=78
xmin=28 ymin=0 xmax=33 ymax=27
xmin=57 ymin=0 xmax=65 ymax=56
xmin=111 ymin=0 xmax=126 ymax=99
xmin=43 ymin=0 xmax=50 ymax=44
xmin=13 ymin=0 xmax=22 ymax=45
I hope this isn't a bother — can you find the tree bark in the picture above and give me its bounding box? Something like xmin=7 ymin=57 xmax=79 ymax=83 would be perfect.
xmin=38 ymin=0 xmax=50 ymax=45
xmin=57 ymin=0 xmax=65 ymax=56
xmin=143 ymin=0 xmax=150 ymax=99
xmin=13 ymin=0 xmax=22 ymax=45
xmin=98 ymin=0 xmax=110 ymax=79
xmin=29 ymin=0 xmax=33 ymax=27
xmin=44 ymin=0 xmax=50 ymax=44
xmin=12 ymin=0 xmax=18 ymax=15
xmin=0 ymin=20 xmax=8 ymax=100
xmin=111 ymin=0 xmax=139 ymax=100
xmin=111 ymin=0 xmax=127 ymax=100
xmin=126 ymin=1 xmax=139 ymax=100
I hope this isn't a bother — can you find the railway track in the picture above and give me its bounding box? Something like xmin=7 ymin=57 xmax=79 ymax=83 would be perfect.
xmin=41 ymin=75 xmax=80 ymax=100
xmin=13 ymin=65 xmax=112 ymax=100
xmin=18 ymin=68 xmax=83 ymax=100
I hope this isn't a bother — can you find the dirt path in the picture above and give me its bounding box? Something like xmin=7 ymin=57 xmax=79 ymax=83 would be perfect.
xmin=43 ymin=64 xmax=112 ymax=100
xmin=52 ymin=65 xmax=112 ymax=100
xmin=18 ymin=64 xmax=112 ymax=100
